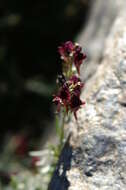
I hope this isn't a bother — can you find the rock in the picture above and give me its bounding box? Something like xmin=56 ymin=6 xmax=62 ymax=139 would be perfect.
xmin=48 ymin=135 xmax=73 ymax=190
xmin=48 ymin=1 xmax=126 ymax=190
xmin=77 ymin=0 xmax=126 ymax=81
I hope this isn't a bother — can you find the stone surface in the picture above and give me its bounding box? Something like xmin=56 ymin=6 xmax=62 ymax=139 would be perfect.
xmin=48 ymin=1 xmax=126 ymax=190
xmin=78 ymin=0 xmax=126 ymax=81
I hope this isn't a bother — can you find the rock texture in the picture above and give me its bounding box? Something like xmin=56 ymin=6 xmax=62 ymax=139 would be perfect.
xmin=78 ymin=0 xmax=126 ymax=81
xmin=48 ymin=1 xmax=126 ymax=190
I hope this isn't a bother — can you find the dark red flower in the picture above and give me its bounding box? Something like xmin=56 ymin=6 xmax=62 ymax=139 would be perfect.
xmin=58 ymin=41 xmax=74 ymax=61
xmin=69 ymin=75 xmax=81 ymax=84
xmin=69 ymin=75 xmax=84 ymax=96
xmin=63 ymin=41 xmax=74 ymax=52
xmin=53 ymin=74 xmax=85 ymax=118
xmin=74 ymin=44 xmax=82 ymax=53
xmin=70 ymin=95 xmax=85 ymax=120
xmin=53 ymin=83 xmax=71 ymax=112
xmin=53 ymin=96 xmax=62 ymax=112
xmin=74 ymin=44 xmax=86 ymax=74
xmin=74 ymin=49 xmax=86 ymax=74
xmin=59 ymin=85 xmax=70 ymax=102
xmin=73 ymin=84 xmax=84 ymax=96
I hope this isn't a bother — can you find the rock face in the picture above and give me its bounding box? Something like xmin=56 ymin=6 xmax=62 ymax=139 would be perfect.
xmin=48 ymin=1 xmax=126 ymax=190
xmin=78 ymin=0 xmax=126 ymax=81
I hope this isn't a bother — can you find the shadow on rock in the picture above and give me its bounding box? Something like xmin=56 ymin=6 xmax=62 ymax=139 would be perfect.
xmin=48 ymin=135 xmax=73 ymax=190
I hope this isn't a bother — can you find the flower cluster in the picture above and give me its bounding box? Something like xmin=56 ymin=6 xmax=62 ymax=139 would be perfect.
xmin=53 ymin=41 xmax=86 ymax=120
xmin=58 ymin=41 xmax=86 ymax=74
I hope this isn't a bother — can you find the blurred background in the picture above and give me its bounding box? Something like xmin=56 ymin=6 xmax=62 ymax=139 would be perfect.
xmin=0 ymin=0 xmax=91 ymax=188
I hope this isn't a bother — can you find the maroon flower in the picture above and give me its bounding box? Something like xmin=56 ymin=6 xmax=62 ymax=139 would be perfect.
xmin=70 ymin=94 xmax=85 ymax=120
xmin=74 ymin=44 xmax=82 ymax=53
xmin=73 ymin=84 xmax=84 ymax=96
xmin=74 ymin=48 xmax=86 ymax=74
xmin=69 ymin=75 xmax=81 ymax=84
xmin=53 ymin=96 xmax=62 ymax=112
xmin=58 ymin=41 xmax=74 ymax=61
xmin=53 ymin=83 xmax=71 ymax=112
xmin=53 ymin=74 xmax=85 ymax=118
xmin=59 ymin=85 xmax=70 ymax=103
xmin=69 ymin=75 xmax=84 ymax=96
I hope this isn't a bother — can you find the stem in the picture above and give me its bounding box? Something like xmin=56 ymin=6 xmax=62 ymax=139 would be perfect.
xmin=59 ymin=112 xmax=65 ymax=151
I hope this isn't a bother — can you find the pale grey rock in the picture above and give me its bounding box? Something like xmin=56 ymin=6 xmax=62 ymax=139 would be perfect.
xmin=48 ymin=2 xmax=126 ymax=190
xmin=77 ymin=0 xmax=126 ymax=81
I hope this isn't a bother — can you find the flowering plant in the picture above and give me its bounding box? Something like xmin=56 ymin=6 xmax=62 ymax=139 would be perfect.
xmin=28 ymin=41 xmax=86 ymax=190
xmin=53 ymin=41 xmax=86 ymax=120
xmin=53 ymin=41 xmax=86 ymax=149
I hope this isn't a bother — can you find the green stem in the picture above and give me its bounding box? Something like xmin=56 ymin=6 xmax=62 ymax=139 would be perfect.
xmin=59 ymin=112 xmax=65 ymax=151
